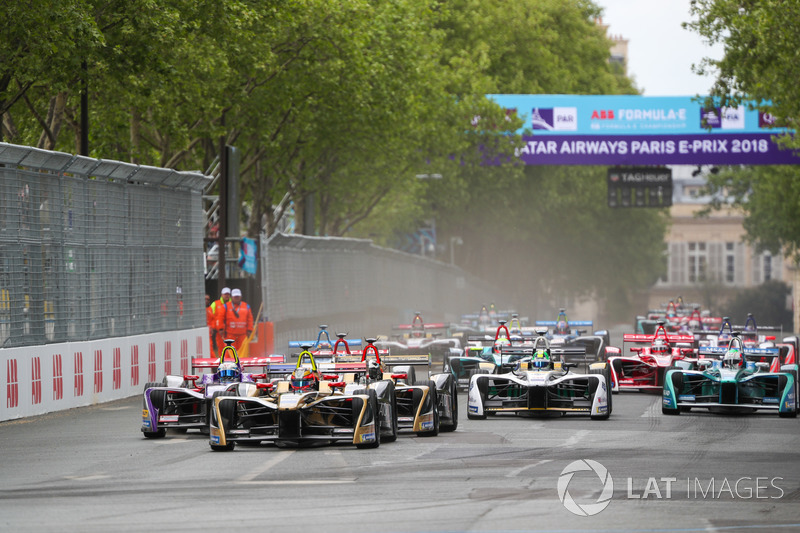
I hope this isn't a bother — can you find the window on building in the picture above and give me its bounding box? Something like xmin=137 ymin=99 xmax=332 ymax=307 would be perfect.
xmin=725 ymin=242 xmax=735 ymax=283
xmin=688 ymin=242 xmax=707 ymax=283
xmin=763 ymin=252 xmax=772 ymax=282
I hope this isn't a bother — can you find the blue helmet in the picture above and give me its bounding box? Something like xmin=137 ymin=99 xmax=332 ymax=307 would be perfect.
xmin=217 ymin=362 xmax=240 ymax=383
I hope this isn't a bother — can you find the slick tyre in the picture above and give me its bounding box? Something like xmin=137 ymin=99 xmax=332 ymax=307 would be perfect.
xmin=417 ymin=381 xmax=440 ymax=437
xmin=143 ymin=383 xmax=166 ymax=438
xmin=383 ymin=388 xmax=399 ymax=443
xmin=440 ymin=378 xmax=459 ymax=432
xmin=356 ymin=389 xmax=381 ymax=449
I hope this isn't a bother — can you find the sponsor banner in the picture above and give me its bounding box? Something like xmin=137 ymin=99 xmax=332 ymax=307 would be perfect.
xmin=516 ymin=133 xmax=799 ymax=166
xmin=487 ymin=94 xmax=787 ymax=136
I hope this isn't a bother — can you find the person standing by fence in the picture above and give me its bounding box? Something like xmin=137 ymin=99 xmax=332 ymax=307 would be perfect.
xmin=211 ymin=287 xmax=231 ymax=355
xmin=223 ymin=288 xmax=253 ymax=352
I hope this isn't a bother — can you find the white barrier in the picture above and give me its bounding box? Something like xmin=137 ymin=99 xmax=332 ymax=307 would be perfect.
xmin=0 ymin=327 xmax=209 ymax=422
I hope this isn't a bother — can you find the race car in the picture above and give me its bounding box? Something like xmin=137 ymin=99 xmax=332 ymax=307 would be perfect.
xmin=376 ymin=312 xmax=462 ymax=361
xmin=141 ymin=340 xmax=271 ymax=438
xmin=535 ymin=308 xmax=594 ymax=343
xmin=336 ymin=337 xmax=458 ymax=434
xmin=608 ymin=321 xmax=696 ymax=393
xmin=444 ymin=320 xmax=523 ymax=389
xmin=208 ymin=343 xmax=392 ymax=450
xmin=663 ymin=332 xmax=799 ymax=417
xmin=466 ymin=329 xmax=612 ymax=420
xmin=208 ymin=338 xmax=455 ymax=450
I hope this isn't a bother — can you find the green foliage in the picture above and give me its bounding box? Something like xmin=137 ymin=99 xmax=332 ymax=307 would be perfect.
xmin=721 ymin=280 xmax=793 ymax=332
xmin=686 ymin=0 xmax=800 ymax=150
xmin=0 ymin=0 xmax=665 ymax=315
xmin=701 ymin=165 xmax=800 ymax=261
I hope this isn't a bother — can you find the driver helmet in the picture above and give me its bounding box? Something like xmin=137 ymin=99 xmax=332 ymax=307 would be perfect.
xmin=493 ymin=337 xmax=511 ymax=353
xmin=651 ymin=339 xmax=669 ymax=355
xmin=291 ymin=367 xmax=317 ymax=391
xmin=556 ymin=320 xmax=568 ymax=334
xmin=532 ymin=348 xmax=550 ymax=369
xmin=217 ymin=361 xmax=240 ymax=383
xmin=367 ymin=359 xmax=382 ymax=380
xmin=723 ymin=347 xmax=743 ymax=369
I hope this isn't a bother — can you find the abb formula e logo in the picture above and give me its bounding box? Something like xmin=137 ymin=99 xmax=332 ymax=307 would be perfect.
xmin=557 ymin=459 xmax=614 ymax=516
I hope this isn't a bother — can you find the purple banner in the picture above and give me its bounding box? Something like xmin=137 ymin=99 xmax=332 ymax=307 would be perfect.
xmin=517 ymin=133 xmax=799 ymax=165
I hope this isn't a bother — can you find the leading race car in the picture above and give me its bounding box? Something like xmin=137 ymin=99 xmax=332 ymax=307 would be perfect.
xmin=466 ymin=330 xmax=612 ymax=420
xmin=662 ymin=332 xmax=799 ymax=417
xmin=141 ymin=340 xmax=270 ymax=438
xmin=608 ymin=321 xmax=696 ymax=393
xmin=208 ymin=343 xmax=391 ymax=450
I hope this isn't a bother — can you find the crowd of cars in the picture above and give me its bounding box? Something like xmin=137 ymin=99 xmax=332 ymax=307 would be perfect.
xmin=140 ymin=302 xmax=799 ymax=451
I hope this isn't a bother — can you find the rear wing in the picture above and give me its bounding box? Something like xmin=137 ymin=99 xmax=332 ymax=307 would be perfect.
xmin=335 ymin=354 xmax=431 ymax=368
xmin=498 ymin=345 xmax=587 ymax=361
xmin=623 ymin=333 xmax=695 ymax=344
xmin=288 ymin=339 xmax=363 ymax=348
xmin=698 ymin=346 xmax=780 ymax=359
xmin=535 ymin=320 xmax=593 ymax=328
xmin=192 ymin=355 xmax=285 ymax=371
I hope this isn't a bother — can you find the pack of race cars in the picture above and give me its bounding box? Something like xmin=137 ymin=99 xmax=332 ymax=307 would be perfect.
xmin=141 ymin=307 xmax=799 ymax=451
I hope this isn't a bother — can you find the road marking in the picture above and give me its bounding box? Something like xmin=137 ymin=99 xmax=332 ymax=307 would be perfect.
xmin=235 ymin=479 xmax=356 ymax=485
xmin=63 ymin=474 xmax=110 ymax=481
xmin=505 ymin=459 xmax=551 ymax=478
xmin=237 ymin=450 xmax=294 ymax=482
xmin=559 ymin=429 xmax=589 ymax=447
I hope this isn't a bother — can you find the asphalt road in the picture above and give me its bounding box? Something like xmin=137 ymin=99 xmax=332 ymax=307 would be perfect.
xmin=1 ymin=385 xmax=799 ymax=532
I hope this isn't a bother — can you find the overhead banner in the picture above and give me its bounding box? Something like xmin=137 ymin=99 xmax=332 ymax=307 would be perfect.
xmin=486 ymin=94 xmax=799 ymax=165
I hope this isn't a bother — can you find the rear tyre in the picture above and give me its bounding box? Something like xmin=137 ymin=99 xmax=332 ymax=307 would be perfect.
xmin=383 ymin=391 xmax=399 ymax=443
xmin=143 ymin=383 xmax=167 ymax=438
xmin=440 ymin=379 xmax=459 ymax=432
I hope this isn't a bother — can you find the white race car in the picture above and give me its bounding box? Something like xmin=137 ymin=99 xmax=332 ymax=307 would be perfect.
xmin=466 ymin=329 xmax=612 ymax=420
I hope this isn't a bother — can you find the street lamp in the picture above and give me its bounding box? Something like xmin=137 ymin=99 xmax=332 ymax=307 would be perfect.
xmin=450 ymin=236 xmax=463 ymax=265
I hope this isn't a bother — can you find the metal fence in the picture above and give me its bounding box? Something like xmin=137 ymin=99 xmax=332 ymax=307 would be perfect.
xmin=0 ymin=143 xmax=209 ymax=348
xmin=261 ymin=233 xmax=507 ymax=351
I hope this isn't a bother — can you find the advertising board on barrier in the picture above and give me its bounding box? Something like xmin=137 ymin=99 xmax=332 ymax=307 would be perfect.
xmin=487 ymin=94 xmax=799 ymax=165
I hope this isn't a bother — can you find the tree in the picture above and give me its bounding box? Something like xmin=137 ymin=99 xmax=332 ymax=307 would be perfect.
xmin=686 ymin=0 xmax=800 ymax=151
xmin=721 ymin=280 xmax=793 ymax=332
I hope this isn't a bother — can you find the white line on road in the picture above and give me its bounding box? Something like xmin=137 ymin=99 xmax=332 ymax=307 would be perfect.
xmin=237 ymin=450 xmax=295 ymax=482
xmin=505 ymin=459 xmax=552 ymax=478
xmin=559 ymin=429 xmax=589 ymax=447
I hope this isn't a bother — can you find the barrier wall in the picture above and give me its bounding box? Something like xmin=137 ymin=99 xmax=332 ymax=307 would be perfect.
xmin=1 ymin=327 xmax=209 ymax=421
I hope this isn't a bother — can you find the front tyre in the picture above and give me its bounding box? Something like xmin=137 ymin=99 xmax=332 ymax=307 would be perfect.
xmin=356 ymin=389 xmax=381 ymax=449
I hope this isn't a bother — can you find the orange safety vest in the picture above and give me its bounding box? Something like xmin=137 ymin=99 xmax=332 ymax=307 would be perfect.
xmin=223 ymin=301 xmax=253 ymax=336
xmin=210 ymin=298 xmax=228 ymax=330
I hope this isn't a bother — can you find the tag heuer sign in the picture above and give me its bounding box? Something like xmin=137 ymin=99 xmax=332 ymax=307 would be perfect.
xmin=608 ymin=167 xmax=672 ymax=208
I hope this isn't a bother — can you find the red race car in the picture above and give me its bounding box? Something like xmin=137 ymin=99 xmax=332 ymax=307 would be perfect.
xmin=608 ymin=321 xmax=696 ymax=393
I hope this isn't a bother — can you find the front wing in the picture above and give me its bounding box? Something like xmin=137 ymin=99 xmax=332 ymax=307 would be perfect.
xmin=467 ymin=373 xmax=609 ymax=418
xmin=663 ymin=368 xmax=798 ymax=414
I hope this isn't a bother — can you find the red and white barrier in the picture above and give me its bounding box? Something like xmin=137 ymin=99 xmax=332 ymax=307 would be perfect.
xmin=0 ymin=327 xmax=209 ymax=422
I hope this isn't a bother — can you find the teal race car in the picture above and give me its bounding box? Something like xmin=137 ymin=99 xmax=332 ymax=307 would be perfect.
xmin=662 ymin=333 xmax=798 ymax=417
